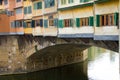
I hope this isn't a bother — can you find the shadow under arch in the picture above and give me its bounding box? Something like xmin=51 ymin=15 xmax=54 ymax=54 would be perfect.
xmin=26 ymin=44 xmax=91 ymax=72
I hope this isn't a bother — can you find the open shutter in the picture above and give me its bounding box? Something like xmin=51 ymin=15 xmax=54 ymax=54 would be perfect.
xmin=114 ymin=12 xmax=119 ymax=26
xmin=58 ymin=20 xmax=64 ymax=28
xmin=54 ymin=18 xmax=58 ymax=27
xmin=96 ymin=15 xmax=100 ymax=27
xmin=89 ymin=16 xmax=94 ymax=26
xmin=31 ymin=20 xmax=35 ymax=28
xmin=44 ymin=20 xmax=48 ymax=28
xmin=76 ymin=18 xmax=80 ymax=27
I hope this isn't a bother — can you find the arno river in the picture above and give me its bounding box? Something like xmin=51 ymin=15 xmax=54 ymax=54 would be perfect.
xmin=0 ymin=47 xmax=119 ymax=80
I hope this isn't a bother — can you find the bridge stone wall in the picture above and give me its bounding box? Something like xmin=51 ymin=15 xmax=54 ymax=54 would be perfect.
xmin=27 ymin=44 xmax=88 ymax=72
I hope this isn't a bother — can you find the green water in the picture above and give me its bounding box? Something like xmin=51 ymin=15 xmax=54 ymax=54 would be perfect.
xmin=0 ymin=47 xmax=119 ymax=80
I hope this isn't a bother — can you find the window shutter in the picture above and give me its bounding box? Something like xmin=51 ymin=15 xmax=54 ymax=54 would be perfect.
xmin=23 ymin=21 xmax=27 ymax=28
xmin=44 ymin=20 xmax=48 ymax=28
xmin=34 ymin=3 xmax=37 ymax=10
xmin=96 ymin=15 xmax=100 ymax=27
xmin=24 ymin=7 xmax=27 ymax=14
xmin=114 ymin=12 xmax=119 ymax=26
xmin=45 ymin=0 xmax=48 ymax=8
xmin=12 ymin=22 xmax=15 ymax=28
xmin=28 ymin=6 xmax=32 ymax=14
xmin=89 ymin=16 xmax=94 ymax=26
xmin=37 ymin=2 xmax=42 ymax=9
xmin=31 ymin=20 xmax=35 ymax=28
xmin=58 ymin=20 xmax=63 ymax=28
xmin=54 ymin=18 xmax=58 ymax=27
xmin=40 ymin=19 xmax=43 ymax=27
xmin=76 ymin=18 xmax=80 ymax=27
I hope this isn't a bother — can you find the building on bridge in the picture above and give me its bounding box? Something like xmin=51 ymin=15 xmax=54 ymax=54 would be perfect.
xmin=0 ymin=0 xmax=119 ymax=40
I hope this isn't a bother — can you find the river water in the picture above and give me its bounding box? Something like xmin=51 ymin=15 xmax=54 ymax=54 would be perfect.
xmin=0 ymin=47 xmax=119 ymax=80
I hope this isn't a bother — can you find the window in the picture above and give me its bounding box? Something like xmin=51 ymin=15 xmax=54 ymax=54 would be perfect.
xmin=10 ymin=21 xmax=15 ymax=28
xmin=34 ymin=2 xmax=42 ymax=10
xmin=16 ymin=20 xmax=23 ymax=27
xmin=16 ymin=8 xmax=22 ymax=14
xmin=45 ymin=0 xmax=55 ymax=8
xmin=68 ymin=0 xmax=73 ymax=4
xmin=10 ymin=11 xmax=14 ymax=16
xmin=100 ymin=14 xmax=114 ymax=26
xmin=64 ymin=19 xmax=73 ymax=27
xmin=27 ymin=22 xmax=31 ymax=28
xmin=76 ymin=17 xmax=93 ymax=27
xmin=80 ymin=17 xmax=89 ymax=26
xmin=49 ymin=19 xmax=54 ymax=26
xmin=0 ymin=1 xmax=2 ymax=5
xmin=35 ymin=20 xmax=40 ymax=26
xmin=24 ymin=6 xmax=32 ymax=14
xmin=4 ymin=0 xmax=8 ymax=5
xmin=16 ymin=0 xmax=21 ymax=2
xmin=61 ymin=0 xmax=66 ymax=5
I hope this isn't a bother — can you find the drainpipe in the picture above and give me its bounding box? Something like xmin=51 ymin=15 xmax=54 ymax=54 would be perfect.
xmin=93 ymin=0 xmax=96 ymax=38
xmin=118 ymin=0 xmax=120 ymax=73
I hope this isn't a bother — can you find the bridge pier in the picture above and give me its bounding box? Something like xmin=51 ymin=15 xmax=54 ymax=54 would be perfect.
xmin=0 ymin=36 xmax=26 ymax=75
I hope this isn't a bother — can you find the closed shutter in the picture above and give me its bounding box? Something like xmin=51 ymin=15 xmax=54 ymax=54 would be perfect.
xmin=96 ymin=15 xmax=100 ymax=27
xmin=24 ymin=7 xmax=27 ymax=14
xmin=13 ymin=21 xmax=16 ymax=28
xmin=40 ymin=19 xmax=43 ymax=27
xmin=37 ymin=2 xmax=42 ymax=9
xmin=58 ymin=20 xmax=64 ymax=28
xmin=54 ymin=18 xmax=58 ymax=27
xmin=28 ymin=6 xmax=32 ymax=14
xmin=34 ymin=3 xmax=37 ymax=10
xmin=44 ymin=20 xmax=48 ymax=28
xmin=45 ymin=0 xmax=48 ymax=8
xmin=76 ymin=18 xmax=80 ymax=27
xmin=23 ymin=21 xmax=27 ymax=28
xmin=31 ymin=20 xmax=35 ymax=28
xmin=89 ymin=16 xmax=94 ymax=26
xmin=114 ymin=12 xmax=119 ymax=26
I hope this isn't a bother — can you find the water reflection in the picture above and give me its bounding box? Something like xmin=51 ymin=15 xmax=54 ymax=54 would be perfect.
xmin=88 ymin=49 xmax=119 ymax=80
xmin=0 ymin=47 xmax=119 ymax=80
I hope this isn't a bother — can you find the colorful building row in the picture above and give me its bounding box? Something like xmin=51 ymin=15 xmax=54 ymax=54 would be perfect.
xmin=0 ymin=0 xmax=119 ymax=40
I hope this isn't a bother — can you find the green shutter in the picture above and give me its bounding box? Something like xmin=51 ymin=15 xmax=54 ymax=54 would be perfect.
xmin=96 ymin=15 xmax=100 ymax=27
xmin=58 ymin=20 xmax=64 ymax=28
xmin=44 ymin=20 xmax=48 ymax=28
xmin=54 ymin=18 xmax=58 ymax=27
xmin=31 ymin=20 xmax=35 ymax=28
xmin=24 ymin=7 xmax=27 ymax=14
xmin=34 ymin=3 xmax=37 ymax=10
xmin=37 ymin=2 xmax=42 ymax=9
xmin=114 ymin=12 xmax=119 ymax=26
xmin=76 ymin=18 xmax=80 ymax=27
xmin=89 ymin=16 xmax=94 ymax=26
